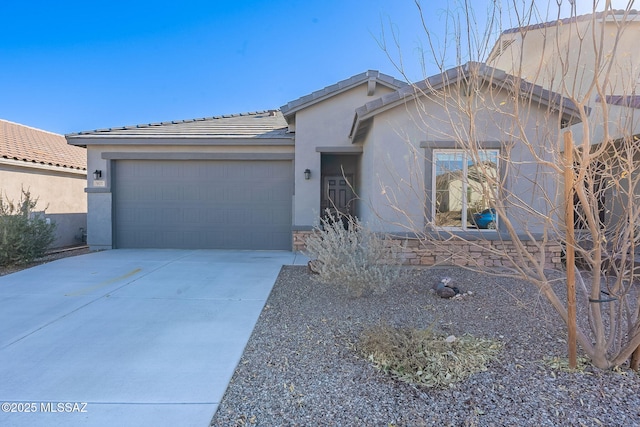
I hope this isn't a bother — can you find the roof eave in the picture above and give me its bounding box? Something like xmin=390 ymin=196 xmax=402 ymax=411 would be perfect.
xmin=66 ymin=135 xmax=295 ymax=146
xmin=351 ymin=62 xmax=588 ymax=125
xmin=66 ymin=110 xmax=286 ymax=138
xmin=349 ymin=91 xmax=417 ymax=143
xmin=280 ymin=70 xmax=406 ymax=120
xmin=349 ymin=62 xmax=585 ymax=140
xmin=0 ymin=156 xmax=87 ymax=174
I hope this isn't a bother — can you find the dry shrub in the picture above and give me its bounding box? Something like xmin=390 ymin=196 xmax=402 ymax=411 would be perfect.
xmin=0 ymin=189 xmax=56 ymax=267
xmin=304 ymin=211 xmax=402 ymax=297
xmin=543 ymin=356 xmax=591 ymax=373
xmin=359 ymin=324 xmax=503 ymax=388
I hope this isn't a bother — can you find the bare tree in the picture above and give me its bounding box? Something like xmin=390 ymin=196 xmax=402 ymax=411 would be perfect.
xmin=375 ymin=0 xmax=640 ymax=370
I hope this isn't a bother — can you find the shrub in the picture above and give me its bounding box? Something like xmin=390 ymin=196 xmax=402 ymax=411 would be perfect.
xmin=359 ymin=324 xmax=502 ymax=388
xmin=304 ymin=211 xmax=403 ymax=297
xmin=0 ymin=190 xmax=56 ymax=266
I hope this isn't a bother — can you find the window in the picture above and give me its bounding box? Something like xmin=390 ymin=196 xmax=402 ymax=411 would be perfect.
xmin=433 ymin=149 xmax=499 ymax=230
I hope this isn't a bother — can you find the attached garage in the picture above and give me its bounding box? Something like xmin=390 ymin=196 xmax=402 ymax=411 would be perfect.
xmin=113 ymin=159 xmax=292 ymax=250
xmin=66 ymin=111 xmax=296 ymax=251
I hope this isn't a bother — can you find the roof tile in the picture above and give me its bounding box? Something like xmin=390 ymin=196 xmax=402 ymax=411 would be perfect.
xmin=0 ymin=119 xmax=86 ymax=171
xmin=67 ymin=110 xmax=290 ymax=139
xmin=501 ymin=9 xmax=640 ymax=35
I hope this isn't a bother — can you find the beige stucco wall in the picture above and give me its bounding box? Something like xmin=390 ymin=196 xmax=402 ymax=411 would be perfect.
xmin=489 ymin=17 xmax=640 ymax=104
xmin=292 ymin=83 xmax=396 ymax=228
xmin=358 ymin=86 xmax=564 ymax=236
xmin=357 ymin=100 xmax=428 ymax=232
xmin=0 ymin=161 xmax=87 ymax=247
xmin=570 ymin=102 xmax=640 ymax=145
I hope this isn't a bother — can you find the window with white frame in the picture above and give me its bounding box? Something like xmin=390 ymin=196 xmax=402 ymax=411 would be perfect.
xmin=433 ymin=149 xmax=499 ymax=230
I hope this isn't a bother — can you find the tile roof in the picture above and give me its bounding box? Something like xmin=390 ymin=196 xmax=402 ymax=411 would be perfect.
xmin=350 ymin=62 xmax=585 ymax=141
xmin=280 ymin=70 xmax=407 ymax=118
xmin=66 ymin=110 xmax=290 ymax=139
xmin=596 ymin=95 xmax=640 ymax=109
xmin=501 ymin=9 xmax=640 ymax=35
xmin=0 ymin=119 xmax=86 ymax=171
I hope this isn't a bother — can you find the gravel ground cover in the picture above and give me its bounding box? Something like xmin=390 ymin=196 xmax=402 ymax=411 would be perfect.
xmin=211 ymin=265 xmax=640 ymax=427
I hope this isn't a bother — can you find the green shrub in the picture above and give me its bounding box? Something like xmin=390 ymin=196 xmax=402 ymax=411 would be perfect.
xmin=359 ymin=324 xmax=502 ymax=388
xmin=0 ymin=190 xmax=56 ymax=266
xmin=304 ymin=210 xmax=402 ymax=297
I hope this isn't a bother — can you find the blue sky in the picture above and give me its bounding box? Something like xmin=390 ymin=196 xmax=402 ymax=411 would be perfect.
xmin=0 ymin=0 xmax=628 ymax=134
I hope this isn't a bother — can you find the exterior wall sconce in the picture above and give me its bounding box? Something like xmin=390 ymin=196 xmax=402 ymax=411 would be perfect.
xmin=304 ymin=169 xmax=311 ymax=180
xmin=93 ymin=170 xmax=102 ymax=180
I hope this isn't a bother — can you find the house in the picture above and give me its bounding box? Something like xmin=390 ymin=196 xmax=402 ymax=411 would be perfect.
xmin=67 ymin=62 xmax=580 ymax=269
xmin=64 ymin=72 xmax=403 ymax=251
xmin=487 ymin=9 xmax=640 ymax=259
xmin=0 ymin=119 xmax=87 ymax=248
xmin=487 ymin=9 xmax=640 ymax=144
xmin=64 ymin=111 xmax=294 ymax=251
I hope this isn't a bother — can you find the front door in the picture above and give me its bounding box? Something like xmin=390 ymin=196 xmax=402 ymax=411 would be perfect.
xmin=322 ymin=175 xmax=354 ymax=216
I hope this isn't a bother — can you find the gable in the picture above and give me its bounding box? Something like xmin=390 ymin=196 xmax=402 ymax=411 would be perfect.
xmin=280 ymin=70 xmax=406 ymax=132
xmin=350 ymin=62 xmax=584 ymax=143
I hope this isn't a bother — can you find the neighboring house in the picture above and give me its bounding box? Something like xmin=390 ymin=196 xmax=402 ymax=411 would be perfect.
xmin=487 ymin=10 xmax=640 ymax=110
xmin=67 ymin=64 xmax=579 ymax=268
xmin=0 ymin=119 xmax=87 ymax=248
xmin=488 ymin=9 xmax=640 ymax=251
xmin=487 ymin=9 xmax=640 ymax=144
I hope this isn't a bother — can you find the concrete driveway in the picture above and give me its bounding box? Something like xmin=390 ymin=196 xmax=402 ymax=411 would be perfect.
xmin=0 ymin=249 xmax=308 ymax=427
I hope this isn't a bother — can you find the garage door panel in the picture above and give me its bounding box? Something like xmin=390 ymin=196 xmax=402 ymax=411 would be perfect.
xmin=116 ymin=186 xmax=135 ymax=201
xmin=251 ymin=189 xmax=270 ymax=203
xmin=208 ymin=210 xmax=225 ymax=223
xmin=183 ymin=186 xmax=199 ymax=200
xmin=227 ymin=187 xmax=250 ymax=203
xmin=271 ymin=188 xmax=293 ymax=202
xmin=251 ymin=211 xmax=273 ymax=225
xmin=201 ymin=186 xmax=224 ymax=200
xmin=114 ymin=160 xmax=292 ymax=249
xmin=161 ymin=184 xmax=182 ymax=201
xmin=221 ymin=209 xmax=239 ymax=225
xmin=182 ymin=209 xmax=201 ymax=224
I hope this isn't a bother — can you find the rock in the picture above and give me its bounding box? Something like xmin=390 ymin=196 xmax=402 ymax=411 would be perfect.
xmin=445 ymin=335 xmax=457 ymax=343
xmin=433 ymin=277 xmax=452 ymax=291
xmin=307 ymin=260 xmax=322 ymax=274
xmin=433 ymin=276 xmax=463 ymax=298
xmin=436 ymin=286 xmax=457 ymax=298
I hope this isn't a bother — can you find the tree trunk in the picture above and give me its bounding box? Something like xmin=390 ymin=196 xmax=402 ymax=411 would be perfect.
xmin=630 ymin=345 xmax=640 ymax=371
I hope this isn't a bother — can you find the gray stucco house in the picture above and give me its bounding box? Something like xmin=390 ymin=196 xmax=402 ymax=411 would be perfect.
xmin=66 ymin=62 xmax=578 ymax=268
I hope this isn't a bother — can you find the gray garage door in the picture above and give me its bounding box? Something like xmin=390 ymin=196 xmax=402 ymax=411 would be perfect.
xmin=113 ymin=159 xmax=292 ymax=249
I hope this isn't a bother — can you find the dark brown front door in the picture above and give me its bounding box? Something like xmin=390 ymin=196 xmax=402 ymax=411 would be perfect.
xmin=322 ymin=175 xmax=354 ymax=216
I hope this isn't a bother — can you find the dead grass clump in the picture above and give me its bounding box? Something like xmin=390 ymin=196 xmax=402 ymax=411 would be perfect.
xmin=359 ymin=324 xmax=503 ymax=388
